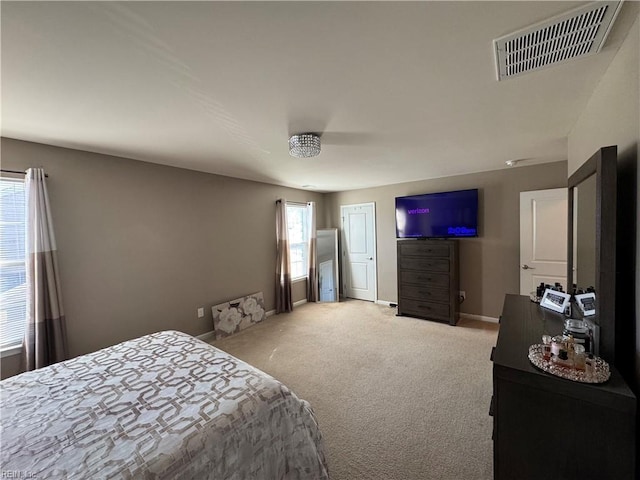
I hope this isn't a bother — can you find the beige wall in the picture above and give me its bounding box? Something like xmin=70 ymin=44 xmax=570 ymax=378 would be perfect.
xmin=568 ymin=15 xmax=639 ymax=175
xmin=0 ymin=138 xmax=324 ymax=378
xmin=326 ymin=161 xmax=568 ymax=319
xmin=568 ymin=14 xmax=639 ymax=392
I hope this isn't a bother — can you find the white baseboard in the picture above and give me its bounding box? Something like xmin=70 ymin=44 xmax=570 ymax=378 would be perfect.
xmin=265 ymin=298 xmax=308 ymax=318
xmin=376 ymin=301 xmax=498 ymax=324
xmin=197 ymin=331 xmax=216 ymax=342
xmin=201 ymin=303 xmax=498 ymax=342
xmin=376 ymin=300 xmax=396 ymax=307
xmin=459 ymin=313 xmax=500 ymax=324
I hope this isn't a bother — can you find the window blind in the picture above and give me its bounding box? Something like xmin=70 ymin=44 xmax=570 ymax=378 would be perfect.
xmin=0 ymin=177 xmax=27 ymax=349
xmin=286 ymin=203 xmax=309 ymax=280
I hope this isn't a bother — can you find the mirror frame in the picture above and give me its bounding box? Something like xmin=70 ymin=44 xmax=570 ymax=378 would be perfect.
xmin=567 ymin=145 xmax=617 ymax=363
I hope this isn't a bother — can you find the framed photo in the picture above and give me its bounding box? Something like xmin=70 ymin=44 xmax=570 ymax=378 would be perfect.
xmin=540 ymin=288 xmax=571 ymax=314
xmin=575 ymin=292 xmax=596 ymax=316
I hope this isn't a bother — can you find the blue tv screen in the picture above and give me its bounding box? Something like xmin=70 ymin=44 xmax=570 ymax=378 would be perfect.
xmin=395 ymin=188 xmax=479 ymax=238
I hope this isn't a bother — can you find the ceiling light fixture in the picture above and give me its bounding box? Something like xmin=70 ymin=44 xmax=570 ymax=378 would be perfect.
xmin=505 ymin=160 xmax=519 ymax=167
xmin=289 ymin=133 xmax=321 ymax=158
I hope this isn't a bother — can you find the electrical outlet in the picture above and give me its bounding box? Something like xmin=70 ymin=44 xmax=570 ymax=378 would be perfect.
xmin=459 ymin=291 xmax=466 ymax=303
xmin=197 ymin=307 xmax=205 ymax=318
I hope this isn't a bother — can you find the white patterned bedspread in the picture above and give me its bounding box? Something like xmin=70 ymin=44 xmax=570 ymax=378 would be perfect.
xmin=0 ymin=330 xmax=329 ymax=479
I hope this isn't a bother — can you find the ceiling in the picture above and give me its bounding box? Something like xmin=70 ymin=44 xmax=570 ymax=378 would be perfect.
xmin=1 ymin=1 xmax=637 ymax=192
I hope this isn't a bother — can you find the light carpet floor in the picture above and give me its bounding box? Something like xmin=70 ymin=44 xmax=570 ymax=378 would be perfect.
xmin=212 ymin=299 xmax=499 ymax=480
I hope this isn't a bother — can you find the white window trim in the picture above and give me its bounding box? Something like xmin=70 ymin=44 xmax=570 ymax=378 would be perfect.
xmin=0 ymin=345 xmax=22 ymax=358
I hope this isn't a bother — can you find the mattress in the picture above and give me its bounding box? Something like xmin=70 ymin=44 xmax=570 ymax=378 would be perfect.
xmin=0 ymin=330 xmax=329 ymax=479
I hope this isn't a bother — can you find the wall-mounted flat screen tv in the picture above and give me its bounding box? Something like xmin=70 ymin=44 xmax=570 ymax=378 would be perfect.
xmin=395 ymin=188 xmax=479 ymax=238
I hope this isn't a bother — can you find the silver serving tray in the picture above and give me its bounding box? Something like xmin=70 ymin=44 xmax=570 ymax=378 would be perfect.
xmin=528 ymin=344 xmax=610 ymax=384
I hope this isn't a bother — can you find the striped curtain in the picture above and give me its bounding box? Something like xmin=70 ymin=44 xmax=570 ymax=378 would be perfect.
xmin=306 ymin=202 xmax=318 ymax=302
xmin=22 ymin=168 xmax=68 ymax=370
xmin=275 ymin=199 xmax=292 ymax=313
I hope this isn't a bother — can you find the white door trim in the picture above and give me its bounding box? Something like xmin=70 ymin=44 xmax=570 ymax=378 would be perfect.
xmin=340 ymin=202 xmax=377 ymax=302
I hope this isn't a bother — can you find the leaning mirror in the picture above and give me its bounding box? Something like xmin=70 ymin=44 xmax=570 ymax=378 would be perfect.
xmin=567 ymin=146 xmax=617 ymax=363
xmin=572 ymin=173 xmax=597 ymax=291
xmin=317 ymin=228 xmax=339 ymax=302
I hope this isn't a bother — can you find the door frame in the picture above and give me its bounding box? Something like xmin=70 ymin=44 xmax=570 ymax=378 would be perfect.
xmin=340 ymin=202 xmax=377 ymax=302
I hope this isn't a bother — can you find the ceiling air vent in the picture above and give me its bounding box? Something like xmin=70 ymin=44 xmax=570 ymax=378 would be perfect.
xmin=494 ymin=1 xmax=622 ymax=81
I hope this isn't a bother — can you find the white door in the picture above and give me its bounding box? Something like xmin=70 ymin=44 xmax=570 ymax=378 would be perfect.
xmin=520 ymin=188 xmax=568 ymax=295
xmin=341 ymin=203 xmax=376 ymax=302
xmin=319 ymin=260 xmax=335 ymax=302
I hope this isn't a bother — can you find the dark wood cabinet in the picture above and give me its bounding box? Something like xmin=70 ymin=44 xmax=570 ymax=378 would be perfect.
xmin=396 ymin=239 xmax=459 ymax=325
xmin=492 ymin=294 xmax=636 ymax=479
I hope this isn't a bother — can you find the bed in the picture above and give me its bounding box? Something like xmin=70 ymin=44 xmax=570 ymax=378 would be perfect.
xmin=0 ymin=330 xmax=329 ymax=479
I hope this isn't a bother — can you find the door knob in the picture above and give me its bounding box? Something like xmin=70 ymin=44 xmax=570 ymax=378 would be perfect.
xmin=368 ymin=257 xmax=373 ymax=260
xmin=521 ymin=264 xmax=535 ymax=270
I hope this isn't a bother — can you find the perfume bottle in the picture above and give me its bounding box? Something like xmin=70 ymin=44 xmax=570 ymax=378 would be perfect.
xmin=550 ymin=336 xmax=565 ymax=358
xmin=574 ymin=344 xmax=586 ymax=371
xmin=542 ymin=334 xmax=552 ymax=361
xmin=552 ymin=349 xmax=571 ymax=368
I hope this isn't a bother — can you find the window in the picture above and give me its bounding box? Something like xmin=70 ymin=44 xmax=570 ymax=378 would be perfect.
xmin=0 ymin=177 xmax=27 ymax=350
xmin=286 ymin=203 xmax=309 ymax=280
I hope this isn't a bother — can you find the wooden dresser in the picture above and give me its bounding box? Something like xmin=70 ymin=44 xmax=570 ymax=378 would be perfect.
xmin=492 ymin=294 xmax=636 ymax=479
xmin=396 ymin=239 xmax=459 ymax=325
